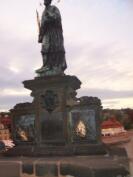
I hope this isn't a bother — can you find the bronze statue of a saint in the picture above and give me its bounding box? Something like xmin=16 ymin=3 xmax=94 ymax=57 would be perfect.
xmin=36 ymin=0 xmax=67 ymax=76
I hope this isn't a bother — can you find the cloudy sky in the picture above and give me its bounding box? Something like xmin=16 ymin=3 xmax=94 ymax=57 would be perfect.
xmin=0 ymin=0 xmax=133 ymax=111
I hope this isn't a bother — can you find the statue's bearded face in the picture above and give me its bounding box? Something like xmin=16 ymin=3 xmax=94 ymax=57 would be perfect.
xmin=44 ymin=0 xmax=52 ymax=6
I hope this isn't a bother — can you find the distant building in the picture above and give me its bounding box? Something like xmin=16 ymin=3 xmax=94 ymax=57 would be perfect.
xmin=0 ymin=112 xmax=11 ymax=128
xmin=0 ymin=112 xmax=11 ymax=140
xmin=101 ymin=117 xmax=126 ymax=136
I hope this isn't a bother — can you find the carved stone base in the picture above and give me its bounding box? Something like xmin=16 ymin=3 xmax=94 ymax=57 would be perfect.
xmin=5 ymin=143 xmax=107 ymax=157
xmin=10 ymin=75 xmax=103 ymax=156
xmin=23 ymin=75 xmax=81 ymax=146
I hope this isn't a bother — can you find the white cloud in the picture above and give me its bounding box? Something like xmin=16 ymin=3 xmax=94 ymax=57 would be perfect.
xmin=0 ymin=88 xmax=30 ymax=97
xmin=103 ymin=97 xmax=133 ymax=109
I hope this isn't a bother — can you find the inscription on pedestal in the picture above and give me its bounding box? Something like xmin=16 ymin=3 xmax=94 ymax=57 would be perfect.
xmin=41 ymin=112 xmax=64 ymax=144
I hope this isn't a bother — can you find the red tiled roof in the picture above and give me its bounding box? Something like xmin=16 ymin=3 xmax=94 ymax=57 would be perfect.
xmin=0 ymin=115 xmax=11 ymax=125
xmin=101 ymin=117 xmax=123 ymax=129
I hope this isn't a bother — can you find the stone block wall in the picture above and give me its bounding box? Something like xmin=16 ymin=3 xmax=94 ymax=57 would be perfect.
xmin=0 ymin=154 xmax=129 ymax=177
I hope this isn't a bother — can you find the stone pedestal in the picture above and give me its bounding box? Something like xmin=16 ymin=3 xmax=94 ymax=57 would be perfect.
xmin=23 ymin=75 xmax=81 ymax=146
xmin=7 ymin=75 xmax=107 ymax=156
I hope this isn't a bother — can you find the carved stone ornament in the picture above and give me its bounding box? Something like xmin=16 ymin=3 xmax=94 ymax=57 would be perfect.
xmin=79 ymin=96 xmax=101 ymax=107
xmin=41 ymin=90 xmax=59 ymax=113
